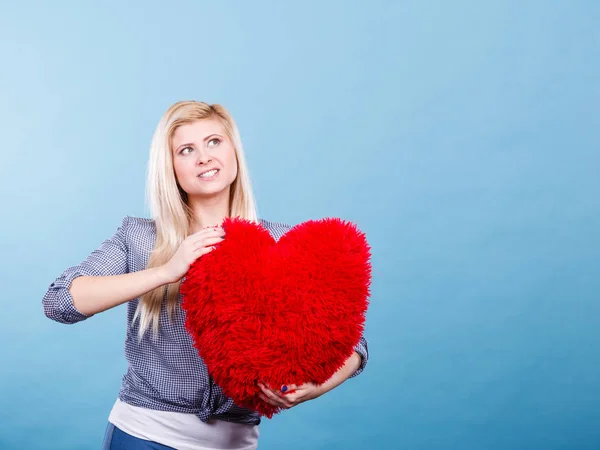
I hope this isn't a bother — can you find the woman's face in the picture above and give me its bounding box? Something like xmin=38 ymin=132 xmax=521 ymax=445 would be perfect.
xmin=171 ymin=119 xmax=238 ymax=199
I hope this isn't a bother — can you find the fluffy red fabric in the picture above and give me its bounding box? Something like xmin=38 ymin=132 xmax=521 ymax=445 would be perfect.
xmin=180 ymin=217 xmax=371 ymax=418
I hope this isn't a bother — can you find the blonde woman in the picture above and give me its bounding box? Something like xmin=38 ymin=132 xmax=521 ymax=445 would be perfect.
xmin=42 ymin=101 xmax=369 ymax=450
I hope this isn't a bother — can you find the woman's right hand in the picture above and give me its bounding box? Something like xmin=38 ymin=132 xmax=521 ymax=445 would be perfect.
xmin=160 ymin=226 xmax=225 ymax=284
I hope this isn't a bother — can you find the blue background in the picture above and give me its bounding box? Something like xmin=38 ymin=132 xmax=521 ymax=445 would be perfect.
xmin=1 ymin=1 xmax=599 ymax=449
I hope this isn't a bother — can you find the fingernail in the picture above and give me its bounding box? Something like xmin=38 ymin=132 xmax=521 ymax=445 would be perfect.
xmin=281 ymin=385 xmax=288 ymax=392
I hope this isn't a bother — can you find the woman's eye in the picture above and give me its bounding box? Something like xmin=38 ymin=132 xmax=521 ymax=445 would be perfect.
xmin=181 ymin=146 xmax=193 ymax=155
xmin=208 ymin=138 xmax=221 ymax=147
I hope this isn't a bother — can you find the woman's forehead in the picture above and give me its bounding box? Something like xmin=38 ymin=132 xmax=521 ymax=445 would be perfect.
xmin=172 ymin=119 xmax=224 ymax=143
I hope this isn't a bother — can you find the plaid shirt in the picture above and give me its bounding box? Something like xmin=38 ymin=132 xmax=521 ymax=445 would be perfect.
xmin=42 ymin=216 xmax=369 ymax=425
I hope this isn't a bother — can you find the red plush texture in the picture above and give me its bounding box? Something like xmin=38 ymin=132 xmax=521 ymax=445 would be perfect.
xmin=180 ymin=217 xmax=371 ymax=418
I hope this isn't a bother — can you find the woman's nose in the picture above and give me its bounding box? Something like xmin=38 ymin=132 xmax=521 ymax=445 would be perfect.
xmin=196 ymin=149 xmax=212 ymax=165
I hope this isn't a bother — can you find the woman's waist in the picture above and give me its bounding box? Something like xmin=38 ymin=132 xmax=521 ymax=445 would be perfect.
xmin=118 ymin=366 xmax=260 ymax=424
xmin=108 ymin=398 xmax=259 ymax=449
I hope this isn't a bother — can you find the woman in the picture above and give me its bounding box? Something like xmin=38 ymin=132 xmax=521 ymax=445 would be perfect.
xmin=42 ymin=101 xmax=369 ymax=449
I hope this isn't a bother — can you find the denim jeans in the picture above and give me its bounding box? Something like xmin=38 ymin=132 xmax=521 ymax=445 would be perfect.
xmin=101 ymin=423 xmax=175 ymax=449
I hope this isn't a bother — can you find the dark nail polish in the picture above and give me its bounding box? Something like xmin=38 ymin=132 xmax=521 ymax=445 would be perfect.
xmin=281 ymin=385 xmax=288 ymax=392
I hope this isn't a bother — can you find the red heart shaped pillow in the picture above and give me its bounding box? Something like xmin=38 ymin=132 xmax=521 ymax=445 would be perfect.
xmin=180 ymin=217 xmax=371 ymax=418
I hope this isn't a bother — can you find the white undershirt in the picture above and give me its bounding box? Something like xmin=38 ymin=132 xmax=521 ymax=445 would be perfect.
xmin=108 ymin=399 xmax=259 ymax=450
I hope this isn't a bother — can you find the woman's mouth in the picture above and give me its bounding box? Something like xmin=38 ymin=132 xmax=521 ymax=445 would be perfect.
xmin=198 ymin=169 xmax=220 ymax=180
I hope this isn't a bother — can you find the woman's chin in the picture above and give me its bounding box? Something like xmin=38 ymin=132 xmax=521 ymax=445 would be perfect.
xmin=187 ymin=185 xmax=231 ymax=199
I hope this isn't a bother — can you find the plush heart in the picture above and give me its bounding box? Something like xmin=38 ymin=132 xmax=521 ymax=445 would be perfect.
xmin=180 ymin=217 xmax=371 ymax=418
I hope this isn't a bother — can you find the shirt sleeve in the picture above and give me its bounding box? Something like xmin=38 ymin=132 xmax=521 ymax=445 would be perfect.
xmin=349 ymin=335 xmax=369 ymax=378
xmin=42 ymin=216 xmax=130 ymax=324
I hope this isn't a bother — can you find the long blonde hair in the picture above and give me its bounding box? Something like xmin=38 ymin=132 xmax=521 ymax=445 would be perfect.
xmin=134 ymin=101 xmax=259 ymax=339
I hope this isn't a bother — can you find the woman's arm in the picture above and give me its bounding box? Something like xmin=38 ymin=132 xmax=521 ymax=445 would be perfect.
xmin=69 ymin=266 xmax=171 ymax=316
xmin=42 ymin=216 xmax=224 ymax=323
xmin=42 ymin=216 xmax=135 ymax=324
xmin=311 ymin=350 xmax=362 ymax=394
xmin=257 ymin=348 xmax=367 ymax=409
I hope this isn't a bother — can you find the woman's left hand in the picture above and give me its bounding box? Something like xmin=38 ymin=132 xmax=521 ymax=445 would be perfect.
xmin=257 ymin=381 xmax=324 ymax=409
xmin=257 ymin=352 xmax=362 ymax=410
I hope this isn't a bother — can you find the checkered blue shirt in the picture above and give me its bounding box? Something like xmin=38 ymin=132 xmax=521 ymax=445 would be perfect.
xmin=42 ymin=216 xmax=369 ymax=425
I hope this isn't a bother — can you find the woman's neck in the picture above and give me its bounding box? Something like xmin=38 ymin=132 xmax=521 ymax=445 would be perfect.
xmin=188 ymin=192 xmax=230 ymax=232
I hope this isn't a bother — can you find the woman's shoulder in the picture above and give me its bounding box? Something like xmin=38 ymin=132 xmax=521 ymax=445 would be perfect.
xmin=123 ymin=215 xmax=156 ymax=227
xmin=119 ymin=215 xmax=156 ymax=231
xmin=115 ymin=216 xmax=156 ymax=248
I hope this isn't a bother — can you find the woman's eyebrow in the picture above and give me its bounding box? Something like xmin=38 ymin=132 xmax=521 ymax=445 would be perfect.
xmin=175 ymin=134 xmax=223 ymax=151
xmin=203 ymin=134 xmax=223 ymax=142
xmin=175 ymin=142 xmax=194 ymax=151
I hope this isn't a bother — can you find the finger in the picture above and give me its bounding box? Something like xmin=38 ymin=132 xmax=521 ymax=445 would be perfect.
xmin=206 ymin=226 xmax=225 ymax=235
xmin=259 ymin=393 xmax=286 ymax=408
xmin=259 ymin=383 xmax=288 ymax=403
xmin=261 ymin=384 xmax=296 ymax=408
xmin=193 ymin=236 xmax=225 ymax=250
xmin=193 ymin=245 xmax=216 ymax=257
xmin=282 ymin=392 xmax=299 ymax=405
xmin=190 ymin=245 xmax=218 ymax=261
xmin=205 ymin=226 xmax=225 ymax=236
xmin=258 ymin=383 xmax=279 ymax=400
xmin=257 ymin=385 xmax=283 ymax=405
xmin=275 ymin=385 xmax=301 ymax=404
xmin=190 ymin=236 xmax=225 ymax=255
xmin=189 ymin=227 xmax=225 ymax=240
xmin=260 ymin=392 xmax=292 ymax=409
xmin=191 ymin=227 xmax=225 ymax=243
xmin=280 ymin=384 xmax=299 ymax=395
xmin=191 ymin=235 xmax=225 ymax=251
